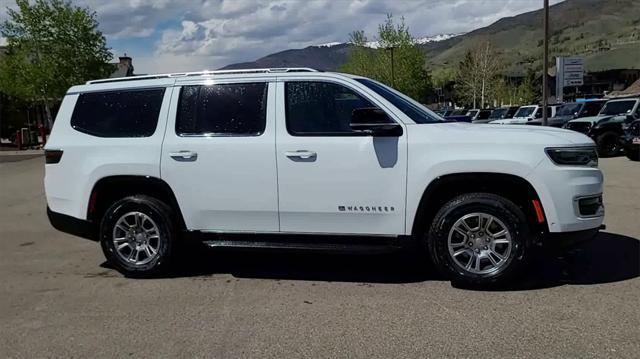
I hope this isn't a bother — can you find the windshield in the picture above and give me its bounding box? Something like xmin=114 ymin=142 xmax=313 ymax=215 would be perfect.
xmin=514 ymin=106 xmax=536 ymax=117
xmin=489 ymin=108 xmax=507 ymax=119
xmin=466 ymin=110 xmax=479 ymax=117
xmin=355 ymin=78 xmax=444 ymax=124
xmin=599 ymin=100 xmax=636 ymax=116
xmin=556 ymin=103 xmax=581 ymax=116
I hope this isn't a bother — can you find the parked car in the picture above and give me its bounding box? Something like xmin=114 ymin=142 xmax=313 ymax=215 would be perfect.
xmin=620 ymin=119 xmax=640 ymax=161
xmin=436 ymin=109 xmax=454 ymax=117
xmin=44 ymin=68 xmax=604 ymax=287
xmin=445 ymin=109 xmax=472 ymax=123
xmin=467 ymin=109 xmax=493 ymax=123
xmin=480 ymin=106 xmax=519 ymax=124
xmin=490 ymin=105 xmax=557 ymax=124
xmin=564 ymin=98 xmax=640 ymax=157
xmin=527 ymin=100 xmax=606 ymax=127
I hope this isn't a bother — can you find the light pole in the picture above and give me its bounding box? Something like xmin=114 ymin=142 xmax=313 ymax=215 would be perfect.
xmin=386 ymin=46 xmax=395 ymax=88
xmin=542 ymin=0 xmax=549 ymax=126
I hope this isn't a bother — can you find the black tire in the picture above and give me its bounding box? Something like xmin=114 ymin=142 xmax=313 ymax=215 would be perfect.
xmin=426 ymin=193 xmax=530 ymax=288
xmin=100 ymin=195 xmax=177 ymax=277
xmin=624 ymin=146 xmax=640 ymax=161
xmin=596 ymin=131 xmax=621 ymax=157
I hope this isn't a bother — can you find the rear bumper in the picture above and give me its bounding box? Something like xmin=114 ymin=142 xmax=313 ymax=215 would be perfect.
xmin=47 ymin=206 xmax=96 ymax=241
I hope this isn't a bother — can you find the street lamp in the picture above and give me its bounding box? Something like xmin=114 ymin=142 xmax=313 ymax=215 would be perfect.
xmin=386 ymin=46 xmax=395 ymax=88
xmin=542 ymin=0 xmax=550 ymax=126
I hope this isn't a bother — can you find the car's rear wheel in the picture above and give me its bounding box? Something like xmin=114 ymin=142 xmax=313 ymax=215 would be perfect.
xmin=100 ymin=195 xmax=176 ymax=277
xmin=427 ymin=193 xmax=530 ymax=288
xmin=624 ymin=146 xmax=640 ymax=161
xmin=596 ymin=131 xmax=621 ymax=157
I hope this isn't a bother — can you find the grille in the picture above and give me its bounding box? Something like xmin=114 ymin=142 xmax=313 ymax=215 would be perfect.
xmin=565 ymin=122 xmax=592 ymax=134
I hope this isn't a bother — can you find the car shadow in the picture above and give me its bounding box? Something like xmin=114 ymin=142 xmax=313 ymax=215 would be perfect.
xmin=101 ymin=232 xmax=639 ymax=290
xmin=501 ymin=231 xmax=640 ymax=291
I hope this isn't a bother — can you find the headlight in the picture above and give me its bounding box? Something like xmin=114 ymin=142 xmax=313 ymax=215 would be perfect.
xmin=545 ymin=146 xmax=598 ymax=167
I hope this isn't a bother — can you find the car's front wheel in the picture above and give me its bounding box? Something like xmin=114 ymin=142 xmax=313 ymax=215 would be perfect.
xmin=596 ymin=131 xmax=621 ymax=157
xmin=100 ymin=195 xmax=176 ymax=277
xmin=427 ymin=193 xmax=530 ymax=287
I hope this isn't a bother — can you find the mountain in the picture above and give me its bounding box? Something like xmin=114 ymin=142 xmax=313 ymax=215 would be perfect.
xmin=424 ymin=0 xmax=640 ymax=73
xmin=220 ymin=34 xmax=460 ymax=71
xmin=221 ymin=0 xmax=640 ymax=73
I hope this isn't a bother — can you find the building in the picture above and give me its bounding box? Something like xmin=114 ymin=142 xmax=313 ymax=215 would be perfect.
xmin=110 ymin=55 xmax=135 ymax=78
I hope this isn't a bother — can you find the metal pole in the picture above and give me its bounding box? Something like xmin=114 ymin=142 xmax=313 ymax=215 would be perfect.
xmin=542 ymin=0 xmax=549 ymax=126
xmin=390 ymin=47 xmax=395 ymax=88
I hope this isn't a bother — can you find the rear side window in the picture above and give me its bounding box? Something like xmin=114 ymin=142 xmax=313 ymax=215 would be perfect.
xmin=176 ymin=83 xmax=268 ymax=136
xmin=71 ymin=88 xmax=165 ymax=137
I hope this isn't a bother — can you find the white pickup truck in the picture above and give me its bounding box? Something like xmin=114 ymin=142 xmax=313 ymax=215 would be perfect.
xmin=45 ymin=68 xmax=604 ymax=287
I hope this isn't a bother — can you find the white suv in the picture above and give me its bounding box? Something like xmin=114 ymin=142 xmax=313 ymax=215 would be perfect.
xmin=45 ymin=68 xmax=604 ymax=287
xmin=490 ymin=105 xmax=557 ymax=124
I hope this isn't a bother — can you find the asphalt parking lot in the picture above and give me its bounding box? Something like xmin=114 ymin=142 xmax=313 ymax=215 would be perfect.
xmin=1 ymin=155 xmax=638 ymax=358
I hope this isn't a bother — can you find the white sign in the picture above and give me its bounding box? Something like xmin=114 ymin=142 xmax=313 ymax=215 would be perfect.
xmin=562 ymin=57 xmax=584 ymax=86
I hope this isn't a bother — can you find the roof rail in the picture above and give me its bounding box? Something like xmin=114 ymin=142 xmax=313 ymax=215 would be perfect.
xmin=86 ymin=68 xmax=319 ymax=85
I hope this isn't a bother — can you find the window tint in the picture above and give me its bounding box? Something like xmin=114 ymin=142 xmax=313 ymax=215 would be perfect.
xmin=285 ymin=81 xmax=387 ymax=135
xmin=356 ymin=78 xmax=443 ymax=124
xmin=177 ymin=83 xmax=267 ymax=136
xmin=71 ymin=88 xmax=165 ymax=137
xmin=582 ymin=102 xmax=604 ymax=116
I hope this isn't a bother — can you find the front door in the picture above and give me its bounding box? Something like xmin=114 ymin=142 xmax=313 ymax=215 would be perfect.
xmin=275 ymin=79 xmax=407 ymax=235
xmin=161 ymin=79 xmax=279 ymax=232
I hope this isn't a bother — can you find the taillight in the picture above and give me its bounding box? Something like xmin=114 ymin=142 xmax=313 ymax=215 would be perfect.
xmin=45 ymin=149 xmax=63 ymax=164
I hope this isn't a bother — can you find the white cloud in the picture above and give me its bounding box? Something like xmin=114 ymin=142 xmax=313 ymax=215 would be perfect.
xmin=0 ymin=0 xmax=565 ymax=72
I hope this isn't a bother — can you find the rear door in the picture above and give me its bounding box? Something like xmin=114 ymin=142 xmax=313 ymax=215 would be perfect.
xmin=274 ymin=78 xmax=407 ymax=235
xmin=161 ymin=78 xmax=279 ymax=232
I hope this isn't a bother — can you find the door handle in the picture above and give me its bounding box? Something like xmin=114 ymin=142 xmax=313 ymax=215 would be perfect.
xmin=169 ymin=151 xmax=198 ymax=161
xmin=284 ymin=150 xmax=316 ymax=159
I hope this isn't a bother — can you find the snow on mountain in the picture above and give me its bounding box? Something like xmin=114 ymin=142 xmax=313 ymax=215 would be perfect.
xmin=312 ymin=33 xmax=462 ymax=49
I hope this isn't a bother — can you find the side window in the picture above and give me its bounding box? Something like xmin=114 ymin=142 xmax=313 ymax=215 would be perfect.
xmin=535 ymin=108 xmax=542 ymax=118
xmin=583 ymin=102 xmax=602 ymax=116
xmin=285 ymin=81 xmax=388 ymax=136
xmin=176 ymin=83 xmax=267 ymax=136
xmin=71 ymin=88 xmax=165 ymax=137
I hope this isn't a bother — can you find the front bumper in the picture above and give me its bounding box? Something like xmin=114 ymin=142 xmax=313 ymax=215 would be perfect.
xmin=541 ymin=226 xmax=602 ymax=250
xmin=527 ymin=159 xmax=604 ymax=233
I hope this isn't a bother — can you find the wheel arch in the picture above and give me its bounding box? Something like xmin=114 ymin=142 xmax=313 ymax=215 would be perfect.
xmin=87 ymin=175 xmax=186 ymax=231
xmin=410 ymin=172 xmax=547 ymax=238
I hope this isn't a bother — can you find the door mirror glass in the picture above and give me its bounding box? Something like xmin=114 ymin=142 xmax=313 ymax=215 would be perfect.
xmin=350 ymin=108 xmax=402 ymax=136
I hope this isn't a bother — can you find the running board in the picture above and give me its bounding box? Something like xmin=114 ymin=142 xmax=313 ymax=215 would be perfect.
xmin=203 ymin=240 xmax=398 ymax=253
xmin=187 ymin=232 xmax=409 ymax=253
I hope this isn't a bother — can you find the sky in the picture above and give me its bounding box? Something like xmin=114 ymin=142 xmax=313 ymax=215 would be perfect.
xmin=0 ymin=0 xmax=563 ymax=74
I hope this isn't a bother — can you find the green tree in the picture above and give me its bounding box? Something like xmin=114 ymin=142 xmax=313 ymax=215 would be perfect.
xmin=515 ymin=69 xmax=538 ymax=105
xmin=340 ymin=14 xmax=431 ymax=101
xmin=0 ymin=0 xmax=112 ymax=127
xmin=454 ymin=41 xmax=501 ymax=108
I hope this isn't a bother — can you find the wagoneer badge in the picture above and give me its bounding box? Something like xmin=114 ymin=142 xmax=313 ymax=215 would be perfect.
xmin=338 ymin=206 xmax=395 ymax=212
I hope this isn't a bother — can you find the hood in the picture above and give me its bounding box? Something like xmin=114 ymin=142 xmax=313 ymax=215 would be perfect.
xmin=409 ymin=122 xmax=594 ymax=146
xmin=528 ymin=116 xmax=572 ymax=125
xmin=568 ymin=115 xmax=613 ymax=124
xmin=489 ymin=118 xmax=528 ymax=124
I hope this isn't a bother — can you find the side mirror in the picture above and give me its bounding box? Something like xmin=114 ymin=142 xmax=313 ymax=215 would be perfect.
xmin=350 ymin=107 xmax=402 ymax=137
